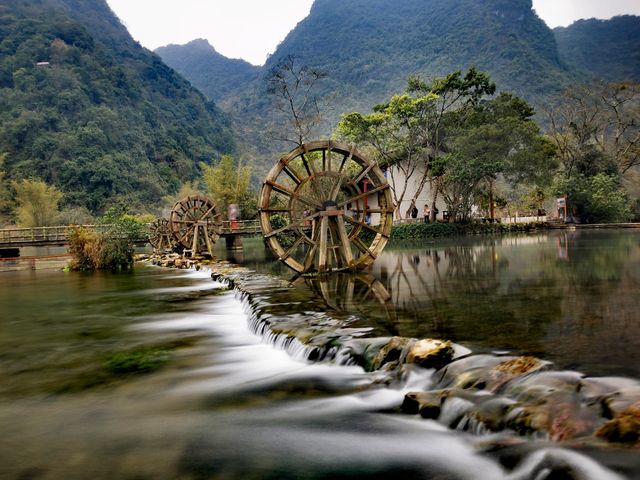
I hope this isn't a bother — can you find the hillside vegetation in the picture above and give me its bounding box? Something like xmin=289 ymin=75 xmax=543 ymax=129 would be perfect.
xmin=554 ymin=15 xmax=640 ymax=82
xmin=155 ymin=39 xmax=260 ymax=104
xmin=0 ymin=0 xmax=235 ymax=214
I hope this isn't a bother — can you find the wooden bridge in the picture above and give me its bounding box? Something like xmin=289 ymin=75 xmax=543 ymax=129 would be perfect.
xmin=0 ymin=220 xmax=262 ymax=250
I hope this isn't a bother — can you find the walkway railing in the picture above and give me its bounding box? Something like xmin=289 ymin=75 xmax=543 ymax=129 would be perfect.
xmin=0 ymin=220 xmax=263 ymax=249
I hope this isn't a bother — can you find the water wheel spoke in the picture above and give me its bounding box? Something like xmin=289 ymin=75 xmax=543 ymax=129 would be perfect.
xmin=202 ymin=225 xmax=214 ymax=256
xmin=351 ymin=163 xmax=375 ymax=185
xmin=317 ymin=216 xmax=331 ymax=272
xmin=261 ymin=207 xmax=291 ymax=213
xmin=265 ymin=210 xmax=321 ymax=239
xmin=266 ymin=180 xmax=322 ymax=210
xmin=352 ymin=236 xmax=376 ymax=259
xmin=323 ymin=147 xmax=332 ymax=172
xmin=351 ymin=208 xmax=392 ymax=214
xmin=343 ymin=215 xmax=385 ymax=236
xmin=279 ymin=235 xmax=305 ymax=261
xmin=336 ymin=184 xmax=389 ymax=210
xmin=336 ymin=215 xmax=354 ymax=266
xmin=326 ymin=170 xmax=350 ymax=202
xmin=337 ymin=148 xmax=354 ymax=175
xmin=303 ymin=227 xmax=321 ymax=270
xmin=281 ymin=162 xmax=303 ymax=185
xmin=300 ymin=153 xmax=315 ymax=176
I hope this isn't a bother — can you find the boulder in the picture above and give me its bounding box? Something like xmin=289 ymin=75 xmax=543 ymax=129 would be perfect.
xmin=594 ymin=401 xmax=640 ymax=445
xmin=371 ymin=336 xmax=412 ymax=370
xmin=406 ymin=339 xmax=454 ymax=369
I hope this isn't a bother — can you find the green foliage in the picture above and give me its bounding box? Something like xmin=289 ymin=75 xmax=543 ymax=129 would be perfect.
xmin=0 ymin=153 xmax=10 ymax=224
xmin=439 ymin=92 xmax=556 ymax=220
xmin=67 ymin=205 xmax=148 ymax=270
xmin=0 ymin=0 xmax=236 ymax=214
xmin=553 ymin=173 xmax=633 ymax=223
xmin=269 ymin=213 xmax=296 ymax=248
xmin=201 ymin=155 xmax=253 ymax=217
xmin=554 ymin=16 xmax=640 ymax=82
xmin=390 ymin=221 xmax=547 ymax=240
xmin=106 ymin=347 xmax=171 ymax=375
xmin=12 ymin=178 xmax=63 ymax=227
xmin=155 ymin=39 xmax=260 ymax=103
xmin=547 ymin=82 xmax=639 ymax=221
xmin=338 ymin=68 xmax=498 ymax=218
xmin=55 ymin=205 xmax=94 ymax=225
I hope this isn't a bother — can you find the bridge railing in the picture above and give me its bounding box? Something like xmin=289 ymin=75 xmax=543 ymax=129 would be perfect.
xmin=1 ymin=220 xmax=263 ymax=248
xmin=221 ymin=219 xmax=261 ymax=235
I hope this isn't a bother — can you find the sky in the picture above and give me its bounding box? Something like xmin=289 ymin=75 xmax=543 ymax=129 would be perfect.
xmin=106 ymin=0 xmax=640 ymax=66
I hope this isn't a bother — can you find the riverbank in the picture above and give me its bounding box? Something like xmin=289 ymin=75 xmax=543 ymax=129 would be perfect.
xmin=390 ymin=220 xmax=640 ymax=239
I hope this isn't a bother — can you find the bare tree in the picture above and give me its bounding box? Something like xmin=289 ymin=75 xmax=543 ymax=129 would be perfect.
xmin=546 ymin=82 xmax=640 ymax=178
xmin=265 ymin=55 xmax=326 ymax=146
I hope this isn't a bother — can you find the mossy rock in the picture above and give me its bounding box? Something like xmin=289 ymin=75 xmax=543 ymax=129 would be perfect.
xmin=371 ymin=336 xmax=412 ymax=370
xmin=595 ymin=401 xmax=640 ymax=445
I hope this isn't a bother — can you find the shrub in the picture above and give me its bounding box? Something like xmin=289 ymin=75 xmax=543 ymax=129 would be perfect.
xmin=390 ymin=221 xmax=547 ymax=240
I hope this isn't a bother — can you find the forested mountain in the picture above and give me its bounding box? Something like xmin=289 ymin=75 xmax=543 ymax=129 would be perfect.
xmin=554 ymin=16 xmax=640 ymax=82
xmin=155 ymin=39 xmax=260 ymax=103
xmin=158 ymin=0 xmax=578 ymax=163
xmin=0 ymin=0 xmax=236 ymax=213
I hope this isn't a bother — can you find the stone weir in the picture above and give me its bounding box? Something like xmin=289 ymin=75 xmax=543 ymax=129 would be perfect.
xmin=141 ymin=254 xmax=640 ymax=457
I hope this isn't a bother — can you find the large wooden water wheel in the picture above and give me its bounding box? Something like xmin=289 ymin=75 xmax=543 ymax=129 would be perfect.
xmin=259 ymin=140 xmax=394 ymax=274
xmin=169 ymin=195 xmax=223 ymax=257
xmin=149 ymin=218 xmax=174 ymax=252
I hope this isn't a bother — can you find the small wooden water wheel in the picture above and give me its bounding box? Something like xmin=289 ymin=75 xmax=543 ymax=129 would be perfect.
xmin=169 ymin=195 xmax=223 ymax=257
xmin=149 ymin=218 xmax=174 ymax=252
xmin=259 ymin=140 xmax=394 ymax=274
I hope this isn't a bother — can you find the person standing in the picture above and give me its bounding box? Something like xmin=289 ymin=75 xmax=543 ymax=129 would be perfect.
xmin=411 ymin=205 xmax=418 ymax=219
xmin=423 ymin=204 xmax=430 ymax=223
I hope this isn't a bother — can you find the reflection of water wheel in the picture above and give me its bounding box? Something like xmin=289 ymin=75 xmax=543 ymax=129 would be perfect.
xmin=259 ymin=140 xmax=394 ymax=274
xmin=169 ymin=195 xmax=223 ymax=257
xmin=294 ymin=272 xmax=398 ymax=331
xmin=149 ymin=218 xmax=174 ymax=252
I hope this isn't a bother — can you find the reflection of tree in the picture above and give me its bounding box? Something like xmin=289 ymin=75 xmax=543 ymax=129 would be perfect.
xmin=554 ymin=231 xmax=633 ymax=287
xmin=372 ymin=238 xmax=563 ymax=356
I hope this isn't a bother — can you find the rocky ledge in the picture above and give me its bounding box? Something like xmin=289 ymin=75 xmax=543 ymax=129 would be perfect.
xmin=139 ymin=253 xmax=640 ymax=449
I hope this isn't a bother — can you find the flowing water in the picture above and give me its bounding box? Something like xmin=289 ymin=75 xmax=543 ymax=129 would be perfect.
xmin=0 ymin=229 xmax=639 ymax=479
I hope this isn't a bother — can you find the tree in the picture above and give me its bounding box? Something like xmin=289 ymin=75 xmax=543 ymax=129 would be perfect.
xmin=337 ymin=68 xmax=496 ymax=219
xmin=547 ymin=82 xmax=640 ymax=177
xmin=201 ymin=155 xmax=253 ymax=217
xmin=546 ymin=82 xmax=638 ymax=222
xmin=12 ymin=178 xmax=63 ymax=227
xmin=439 ymin=93 xmax=556 ymax=221
xmin=553 ymin=173 xmax=632 ymax=223
xmin=265 ymin=54 xmax=326 ymax=146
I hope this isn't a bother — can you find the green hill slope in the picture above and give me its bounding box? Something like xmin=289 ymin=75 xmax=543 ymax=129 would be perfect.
xmin=155 ymin=39 xmax=260 ymax=104
xmin=0 ymin=0 xmax=236 ymax=213
xmin=554 ymin=15 xmax=640 ymax=82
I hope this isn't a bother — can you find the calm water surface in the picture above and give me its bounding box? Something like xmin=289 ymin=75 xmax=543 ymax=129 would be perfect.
xmin=0 ymin=229 xmax=638 ymax=479
xmin=225 ymin=229 xmax=640 ymax=378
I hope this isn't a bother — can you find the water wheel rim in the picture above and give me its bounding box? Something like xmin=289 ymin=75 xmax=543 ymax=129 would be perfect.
xmin=259 ymin=140 xmax=394 ymax=274
xmin=169 ymin=195 xmax=223 ymax=253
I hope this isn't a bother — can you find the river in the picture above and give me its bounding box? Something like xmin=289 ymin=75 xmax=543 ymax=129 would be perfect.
xmin=0 ymin=229 xmax=638 ymax=479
